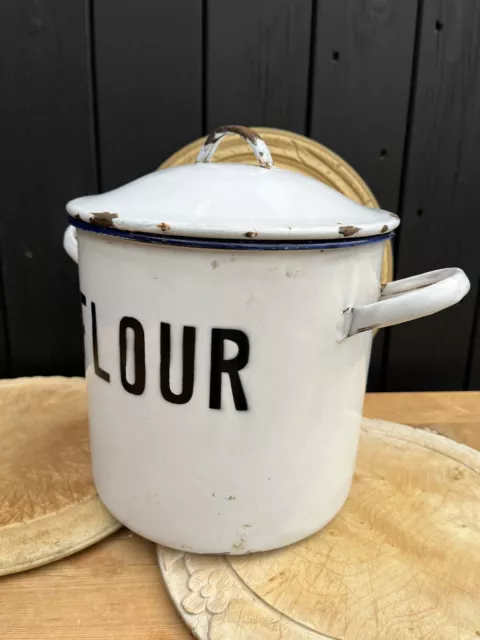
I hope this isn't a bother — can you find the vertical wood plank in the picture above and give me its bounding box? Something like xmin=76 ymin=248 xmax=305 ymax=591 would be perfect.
xmin=0 ymin=264 xmax=9 ymax=378
xmin=0 ymin=0 xmax=96 ymax=377
xmin=206 ymin=0 xmax=312 ymax=133
xmin=466 ymin=283 xmax=480 ymax=389
xmin=310 ymin=0 xmax=418 ymax=391
xmin=310 ymin=0 xmax=418 ymax=211
xmin=94 ymin=0 xmax=203 ymax=191
xmin=387 ymin=0 xmax=480 ymax=391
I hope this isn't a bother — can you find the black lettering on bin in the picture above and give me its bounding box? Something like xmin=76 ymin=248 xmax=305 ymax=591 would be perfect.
xmin=91 ymin=302 xmax=110 ymax=383
xmin=119 ymin=317 xmax=146 ymax=395
xmin=210 ymin=329 xmax=249 ymax=411
xmin=160 ymin=323 xmax=196 ymax=404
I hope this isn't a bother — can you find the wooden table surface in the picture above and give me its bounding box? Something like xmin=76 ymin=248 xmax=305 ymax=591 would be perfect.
xmin=1 ymin=392 xmax=479 ymax=640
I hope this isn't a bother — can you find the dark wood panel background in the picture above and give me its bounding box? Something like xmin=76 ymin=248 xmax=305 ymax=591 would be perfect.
xmin=0 ymin=0 xmax=96 ymax=377
xmin=309 ymin=0 xmax=418 ymax=389
xmin=94 ymin=0 xmax=203 ymax=191
xmin=206 ymin=0 xmax=312 ymax=133
xmin=1 ymin=0 xmax=479 ymax=391
xmin=386 ymin=0 xmax=480 ymax=391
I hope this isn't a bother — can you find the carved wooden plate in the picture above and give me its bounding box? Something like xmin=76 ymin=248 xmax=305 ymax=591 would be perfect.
xmin=0 ymin=377 xmax=120 ymax=576
xmin=158 ymin=418 xmax=480 ymax=639
xmin=159 ymin=127 xmax=393 ymax=287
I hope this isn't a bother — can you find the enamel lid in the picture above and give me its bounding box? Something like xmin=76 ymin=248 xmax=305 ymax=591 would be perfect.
xmin=67 ymin=126 xmax=399 ymax=241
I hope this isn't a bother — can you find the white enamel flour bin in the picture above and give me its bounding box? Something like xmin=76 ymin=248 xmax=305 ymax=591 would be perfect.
xmin=63 ymin=126 xmax=470 ymax=554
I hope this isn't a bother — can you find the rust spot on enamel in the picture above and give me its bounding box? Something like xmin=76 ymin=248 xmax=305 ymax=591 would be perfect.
xmin=89 ymin=212 xmax=119 ymax=228
xmin=245 ymin=231 xmax=258 ymax=239
xmin=157 ymin=222 xmax=171 ymax=232
xmin=357 ymin=324 xmax=381 ymax=334
xmin=206 ymin=124 xmax=258 ymax=147
xmin=381 ymin=224 xmax=388 ymax=233
xmin=339 ymin=225 xmax=360 ymax=237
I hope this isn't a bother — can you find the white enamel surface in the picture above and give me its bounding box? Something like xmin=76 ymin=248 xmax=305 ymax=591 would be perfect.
xmin=344 ymin=268 xmax=470 ymax=337
xmin=71 ymin=228 xmax=470 ymax=554
xmin=63 ymin=225 xmax=78 ymax=262
xmin=66 ymin=163 xmax=399 ymax=240
xmin=77 ymin=231 xmax=383 ymax=553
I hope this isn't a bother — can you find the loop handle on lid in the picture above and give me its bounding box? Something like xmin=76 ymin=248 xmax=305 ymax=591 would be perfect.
xmin=196 ymin=125 xmax=274 ymax=169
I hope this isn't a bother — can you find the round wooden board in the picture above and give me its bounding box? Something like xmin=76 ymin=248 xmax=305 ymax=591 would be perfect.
xmin=158 ymin=418 xmax=480 ymax=640
xmin=159 ymin=127 xmax=393 ymax=287
xmin=0 ymin=377 xmax=120 ymax=576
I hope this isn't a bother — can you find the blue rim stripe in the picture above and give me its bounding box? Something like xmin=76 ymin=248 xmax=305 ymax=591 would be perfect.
xmin=69 ymin=218 xmax=394 ymax=251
